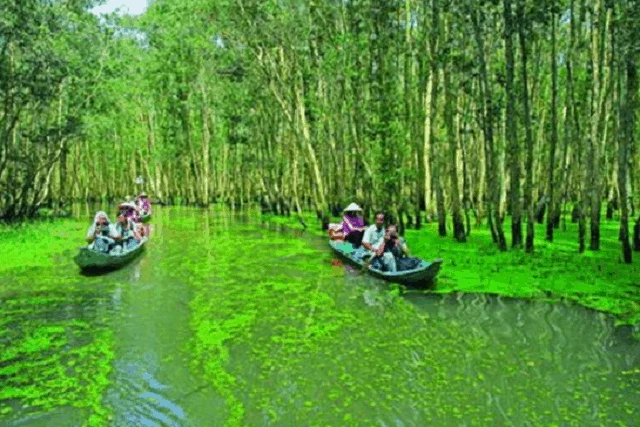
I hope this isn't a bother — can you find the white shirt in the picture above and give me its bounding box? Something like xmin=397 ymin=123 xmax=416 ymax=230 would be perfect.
xmin=362 ymin=224 xmax=385 ymax=250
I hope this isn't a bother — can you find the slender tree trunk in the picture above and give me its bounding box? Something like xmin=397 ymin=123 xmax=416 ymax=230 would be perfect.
xmin=504 ymin=0 xmax=522 ymax=248
xmin=462 ymin=12 xmax=497 ymax=247
xmin=423 ymin=0 xmax=438 ymax=222
xmin=589 ymin=0 xmax=606 ymax=250
xmin=200 ymin=80 xmax=211 ymax=206
xmin=517 ymin=0 xmax=535 ymax=253
xmin=576 ymin=0 xmax=588 ymax=253
xmin=295 ymin=70 xmax=328 ymax=220
xmin=546 ymin=2 xmax=559 ymax=241
xmin=443 ymin=16 xmax=464 ymax=241
xmin=619 ymin=0 xmax=638 ymax=261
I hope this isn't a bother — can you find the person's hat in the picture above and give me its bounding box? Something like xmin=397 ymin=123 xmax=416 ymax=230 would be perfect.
xmin=118 ymin=202 xmax=137 ymax=210
xmin=343 ymin=203 xmax=362 ymax=212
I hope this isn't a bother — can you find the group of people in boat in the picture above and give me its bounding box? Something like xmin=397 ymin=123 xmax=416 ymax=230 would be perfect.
xmin=330 ymin=203 xmax=421 ymax=272
xmin=86 ymin=193 xmax=152 ymax=254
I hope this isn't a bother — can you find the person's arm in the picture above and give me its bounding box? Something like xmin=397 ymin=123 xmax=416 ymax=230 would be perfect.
xmin=131 ymin=223 xmax=142 ymax=241
xmin=375 ymin=232 xmax=391 ymax=257
xmin=399 ymin=238 xmax=410 ymax=256
xmin=87 ymin=226 xmax=99 ymax=243
xmin=343 ymin=216 xmax=354 ymax=232
xmin=108 ymin=225 xmax=121 ymax=240
xmin=361 ymin=227 xmax=375 ymax=251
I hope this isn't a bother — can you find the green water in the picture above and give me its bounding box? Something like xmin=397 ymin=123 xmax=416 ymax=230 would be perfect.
xmin=1 ymin=206 xmax=639 ymax=426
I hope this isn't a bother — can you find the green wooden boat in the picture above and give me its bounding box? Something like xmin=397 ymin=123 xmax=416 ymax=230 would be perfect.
xmin=139 ymin=212 xmax=152 ymax=223
xmin=329 ymin=240 xmax=443 ymax=287
xmin=74 ymin=237 xmax=147 ymax=272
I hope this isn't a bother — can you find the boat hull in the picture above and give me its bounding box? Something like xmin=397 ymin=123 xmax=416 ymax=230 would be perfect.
xmin=74 ymin=238 xmax=147 ymax=272
xmin=329 ymin=240 xmax=443 ymax=287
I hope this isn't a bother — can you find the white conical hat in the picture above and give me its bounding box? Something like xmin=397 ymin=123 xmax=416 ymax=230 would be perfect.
xmin=343 ymin=202 xmax=362 ymax=212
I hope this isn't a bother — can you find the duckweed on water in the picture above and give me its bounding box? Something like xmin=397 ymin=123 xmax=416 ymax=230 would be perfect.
xmin=1 ymin=218 xmax=116 ymax=425
xmin=0 ymin=295 xmax=114 ymax=425
xmin=181 ymin=212 xmax=640 ymax=426
xmin=1 ymin=207 xmax=639 ymax=426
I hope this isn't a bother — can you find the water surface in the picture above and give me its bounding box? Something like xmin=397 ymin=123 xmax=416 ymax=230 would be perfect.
xmin=1 ymin=206 xmax=639 ymax=426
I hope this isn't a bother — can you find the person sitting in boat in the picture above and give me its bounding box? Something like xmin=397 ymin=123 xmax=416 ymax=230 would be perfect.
xmin=137 ymin=192 xmax=151 ymax=214
xmin=382 ymin=225 xmax=408 ymax=257
xmin=111 ymin=212 xmax=142 ymax=253
xmin=118 ymin=202 xmax=140 ymax=222
xmin=379 ymin=225 xmax=423 ymax=272
xmin=341 ymin=203 xmax=366 ymax=247
xmin=86 ymin=211 xmax=118 ymax=253
xmin=360 ymin=211 xmax=396 ymax=272
xmin=118 ymin=201 xmax=145 ymax=236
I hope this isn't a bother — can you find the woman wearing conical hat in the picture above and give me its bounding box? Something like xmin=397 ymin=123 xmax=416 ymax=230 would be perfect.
xmin=341 ymin=202 xmax=366 ymax=246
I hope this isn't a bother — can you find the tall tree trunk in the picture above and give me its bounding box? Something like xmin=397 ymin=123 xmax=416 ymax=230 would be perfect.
xmin=295 ymin=70 xmax=328 ymax=220
xmin=200 ymin=80 xmax=211 ymax=206
xmin=517 ymin=0 xmax=535 ymax=253
xmin=504 ymin=0 xmax=522 ymax=248
xmin=589 ymin=0 xmax=606 ymax=250
xmin=423 ymin=0 xmax=439 ymax=222
xmin=619 ymin=0 xmax=638 ymax=262
xmin=546 ymin=1 xmax=559 ymax=241
xmin=470 ymin=4 xmax=507 ymax=250
xmin=443 ymin=15 xmax=465 ymax=241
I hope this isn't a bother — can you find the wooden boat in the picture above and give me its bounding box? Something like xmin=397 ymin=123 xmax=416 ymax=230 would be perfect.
xmin=329 ymin=240 xmax=443 ymax=287
xmin=139 ymin=212 xmax=152 ymax=223
xmin=74 ymin=237 xmax=147 ymax=271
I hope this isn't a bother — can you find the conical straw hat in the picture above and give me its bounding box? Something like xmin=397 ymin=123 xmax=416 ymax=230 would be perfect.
xmin=343 ymin=202 xmax=362 ymax=212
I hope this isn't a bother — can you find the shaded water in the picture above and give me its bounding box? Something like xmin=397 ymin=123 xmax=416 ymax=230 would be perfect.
xmin=1 ymin=206 xmax=639 ymax=426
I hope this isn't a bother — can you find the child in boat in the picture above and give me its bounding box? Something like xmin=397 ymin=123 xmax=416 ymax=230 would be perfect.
xmin=86 ymin=211 xmax=118 ymax=253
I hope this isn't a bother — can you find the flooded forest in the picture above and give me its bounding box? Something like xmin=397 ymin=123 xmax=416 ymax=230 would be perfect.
xmin=1 ymin=0 xmax=639 ymax=259
xmin=2 ymin=1 xmax=640 ymax=426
